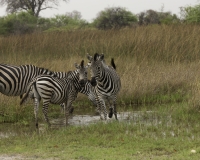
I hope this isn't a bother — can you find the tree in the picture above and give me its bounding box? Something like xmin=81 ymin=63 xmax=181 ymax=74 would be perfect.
xmin=65 ymin=10 xmax=82 ymax=21
xmin=180 ymin=4 xmax=200 ymax=23
xmin=0 ymin=0 xmax=68 ymax=17
xmin=93 ymin=7 xmax=137 ymax=30
xmin=138 ymin=10 xmax=161 ymax=25
xmin=138 ymin=9 xmax=179 ymax=25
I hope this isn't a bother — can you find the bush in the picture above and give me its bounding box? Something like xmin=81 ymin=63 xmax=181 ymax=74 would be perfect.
xmin=0 ymin=11 xmax=90 ymax=35
xmin=0 ymin=11 xmax=37 ymax=35
xmin=92 ymin=7 xmax=138 ymax=30
xmin=138 ymin=10 xmax=180 ymax=25
xmin=180 ymin=4 xmax=200 ymax=23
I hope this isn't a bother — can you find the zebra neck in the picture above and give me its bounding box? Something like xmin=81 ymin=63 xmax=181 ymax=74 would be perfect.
xmin=67 ymin=70 xmax=81 ymax=90
xmin=98 ymin=67 xmax=106 ymax=83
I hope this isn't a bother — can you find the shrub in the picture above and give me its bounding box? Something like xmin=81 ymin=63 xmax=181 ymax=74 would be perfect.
xmin=92 ymin=7 xmax=138 ymax=30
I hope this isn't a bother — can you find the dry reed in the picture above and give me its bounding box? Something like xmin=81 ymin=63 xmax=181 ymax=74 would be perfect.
xmin=0 ymin=24 xmax=200 ymax=109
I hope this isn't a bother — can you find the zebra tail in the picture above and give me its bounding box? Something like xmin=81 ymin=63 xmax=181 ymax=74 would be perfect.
xmin=111 ymin=58 xmax=116 ymax=70
xmin=20 ymin=82 xmax=34 ymax=105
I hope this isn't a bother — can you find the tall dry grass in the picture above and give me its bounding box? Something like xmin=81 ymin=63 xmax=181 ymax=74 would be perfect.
xmin=0 ymin=24 xmax=200 ymax=111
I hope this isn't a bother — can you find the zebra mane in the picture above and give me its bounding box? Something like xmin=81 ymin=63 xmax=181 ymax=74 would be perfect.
xmin=111 ymin=58 xmax=116 ymax=70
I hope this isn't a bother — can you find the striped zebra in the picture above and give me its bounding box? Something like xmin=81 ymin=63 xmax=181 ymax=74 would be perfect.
xmin=20 ymin=60 xmax=88 ymax=128
xmin=0 ymin=64 xmax=55 ymax=97
xmin=87 ymin=53 xmax=121 ymax=120
xmin=26 ymin=70 xmax=97 ymax=113
xmin=53 ymin=71 xmax=97 ymax=109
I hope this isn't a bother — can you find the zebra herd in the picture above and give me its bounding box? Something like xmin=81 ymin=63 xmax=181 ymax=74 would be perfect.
xmin=0 ymin=53 xmax=121 ymax=128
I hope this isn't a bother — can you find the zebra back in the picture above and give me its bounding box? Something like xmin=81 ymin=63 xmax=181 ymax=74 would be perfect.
xmin=0 ymin=64 xmax=55 ymax=96
xmin=20 ymin=75 xmax=76 ymax=105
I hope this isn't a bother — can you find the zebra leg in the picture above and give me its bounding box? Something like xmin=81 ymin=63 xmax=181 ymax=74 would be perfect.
xmin=34 ymin=98 xmax=40 ymax=128
xmin=107 ymin=96 xmax=118 ymax=120
xmin=107 ymin=99 xmax=113 ymax=118
xmin=32 ymin=83 xmax=41 ymax=129
xmin=99 ymin=98 xmax=107 ymax=120
xmin=60 ymin=103 xmax=65 ymax=114
xmin=42 ymin=100 xmax=51 ymax=127
xmin=95 ymin=97 xmax=103 ymax=119
xmin=113 ymin=97 xmax=118 ymax=120
xmin=60 ymin=103 xmax=74 ymax=115
xmin=113 ymin=102 xmax=118 ymax=120
xmin=88 ymin=93 xmax=99 ymax=115
xmin=65 ymin=100 xmax=73 ymax=126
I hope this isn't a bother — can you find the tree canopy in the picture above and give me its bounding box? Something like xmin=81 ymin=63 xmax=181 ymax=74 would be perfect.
xmin=180 ymin=4 xmax=200 ymax=23
xmin=138 ymin=9 xmax=179 ymax=25
xmin=93 ymin=7 xmax=137 ymax=30
xmin=0 ymin=0 xmax=68 ymax=17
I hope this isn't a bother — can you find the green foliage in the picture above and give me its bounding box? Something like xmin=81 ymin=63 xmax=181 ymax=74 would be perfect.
xmin=0 ymin=11 xmax=37 ymax=35
xmin=0 ymin=11 xmax=90 ymax=35
xmin=49 ymin=14 xmax=88 ymax=27
xmin=138 ymin=10 xmax=180 ymax=25
xmin=181 ymin=4 xmax=200 ymax=23
xmin=92 ymin=7 xmax=138 ymax=30
xmin=160 ymin=13 xmax=180 ymax=24
xmin=41 ymin=14 xmax=90 ymax=32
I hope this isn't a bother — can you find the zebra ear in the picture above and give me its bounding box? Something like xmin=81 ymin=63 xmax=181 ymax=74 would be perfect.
xmin=111 ymin=58 xmax=116 ymax=69
xmin=99 ymin=53 xmax=104 ymax=61
xmin=87 ymin=53 xmax=92 ymax=61
xmin=94 ymin=53 xmax=99 ymax=61
xmin=80 ymin=60 xmax=84 ymax=68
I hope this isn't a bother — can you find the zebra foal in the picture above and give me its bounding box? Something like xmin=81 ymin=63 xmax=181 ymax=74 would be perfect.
xmin=87 ymin=53 xmax=121 ymax=120
xmin=20 ymin=60 xmax=88 ymax=128
xmin=26 ymin=69 xmax=97 ymax=113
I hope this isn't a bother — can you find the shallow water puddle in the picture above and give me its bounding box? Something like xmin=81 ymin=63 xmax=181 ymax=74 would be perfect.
xmin=0 ymin=111 xmax=171 ymax=137
xmin=50 ymin=111 xmax=167 ymax=127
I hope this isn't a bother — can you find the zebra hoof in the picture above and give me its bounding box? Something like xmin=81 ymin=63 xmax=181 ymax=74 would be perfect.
xmin=108 ymin=108 xmax=113 ymax=118
xmin=69 ymin=107 xmax=74 ymax=114
xmin=36 ymin=123 xmax=39 ymax=129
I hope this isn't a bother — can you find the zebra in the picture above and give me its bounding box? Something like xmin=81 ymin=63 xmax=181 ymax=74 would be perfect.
xmin=20 ymin=60 xmax=88 ymax=128
xmin=87 ymin=53 xmax=121 ymax=120
xmin=0 ymin=64 xmax=55 ymax=98
xmin=26 ymin=70 xmax=97 ymax=113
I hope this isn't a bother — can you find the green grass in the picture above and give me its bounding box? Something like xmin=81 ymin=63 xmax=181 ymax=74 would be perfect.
xmin=0 ymin=102 xmax=200 ymax=159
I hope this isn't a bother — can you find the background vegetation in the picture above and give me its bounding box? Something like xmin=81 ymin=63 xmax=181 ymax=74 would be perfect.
xmin=1 ymin=2 xmax=200 ymax=159
xmin=1 ymin=2 xmax=200 ymax=36
xmin=0 ymin=24 xmax=200 ymax=121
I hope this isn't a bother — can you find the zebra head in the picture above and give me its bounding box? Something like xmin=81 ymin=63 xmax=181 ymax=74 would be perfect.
xmin=74 ymin=60 xmax=88 ymax=87
xmin=87 ymin=53 xmax=104 ymax=87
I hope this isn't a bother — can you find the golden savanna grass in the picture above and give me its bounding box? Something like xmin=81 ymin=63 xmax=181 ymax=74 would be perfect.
xmin=2 ymin=25 xmax=200 ymax=160
xmin=0 ymin=24 xmax=200 ymax=114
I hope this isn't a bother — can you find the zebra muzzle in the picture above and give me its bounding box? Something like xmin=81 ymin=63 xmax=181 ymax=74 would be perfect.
xmin=91 ymin=77 xmax=97 ymax=86
xmin=79 ymin=79 xmax=86 ymax=87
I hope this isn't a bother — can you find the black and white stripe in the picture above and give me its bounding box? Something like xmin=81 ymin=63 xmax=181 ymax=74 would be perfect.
xmin=26 ymin=70 xmax=97 ymax=111
xmin=0 ymin=64 xmax=55 ymax=97
xmin=20 ymin=60 xmax=88 ymax=128
xmin=53 ymin=71 xmax=96 ymax=103
xmin=87 ymin=53 xmax=121 ymax=120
